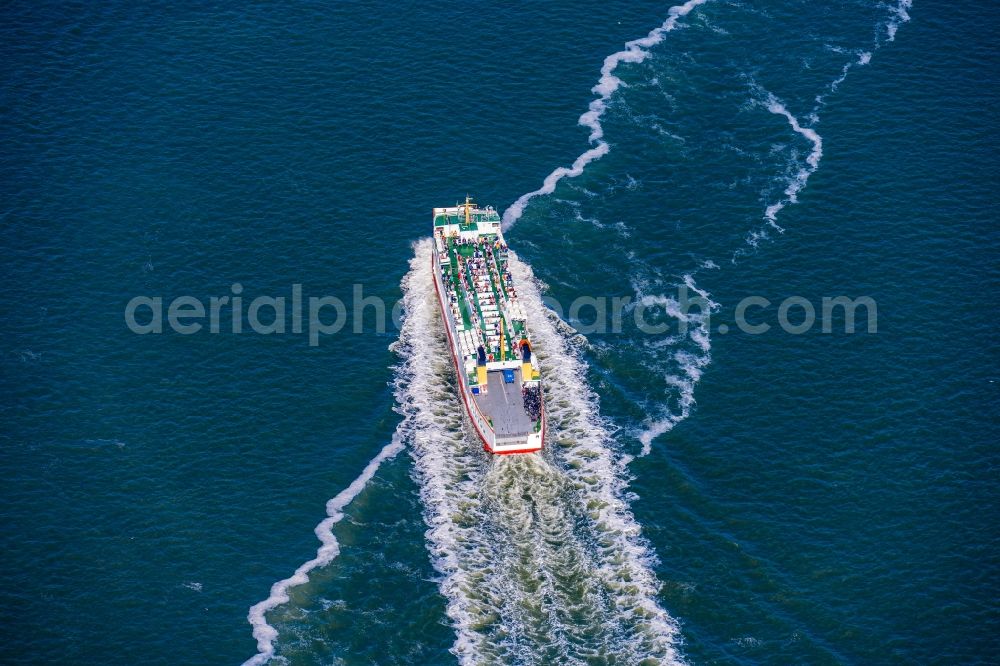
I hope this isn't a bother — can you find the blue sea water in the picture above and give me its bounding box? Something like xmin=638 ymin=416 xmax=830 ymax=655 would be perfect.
xmin=2 ymin=1 xmax=998 ymax=664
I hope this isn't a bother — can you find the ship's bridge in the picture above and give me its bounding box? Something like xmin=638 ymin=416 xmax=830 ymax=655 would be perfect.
xmin=433 ymin=201 xmax=501 ymax=239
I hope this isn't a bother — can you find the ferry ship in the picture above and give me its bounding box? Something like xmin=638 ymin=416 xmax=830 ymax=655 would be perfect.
xmin=431 ymin=197 xmax=544 ymax=454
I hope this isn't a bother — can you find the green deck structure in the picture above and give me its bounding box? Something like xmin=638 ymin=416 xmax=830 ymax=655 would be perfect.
xmin=444 ymin=243 xmax=472 ymax=330
xmin=444 ymin=236 xmax=520 ymax=359
xmin=492 ymin=251 xmax=509 ymax=301
xmin=464 ymin=261 xmax=488 ymax=338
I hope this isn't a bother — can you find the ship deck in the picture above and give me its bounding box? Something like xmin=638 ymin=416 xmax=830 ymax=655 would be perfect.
xmin=473 ymin=369 xmax=534 ymax=437
xmin=440 ymin=235 xmax=523 ymax=363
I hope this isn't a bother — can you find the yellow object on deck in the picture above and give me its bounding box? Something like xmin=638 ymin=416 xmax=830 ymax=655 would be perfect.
xmin=522 ymin=362 xmax=533 ymax=381
xmin=476 ymin=364 xmax=487 ymax=387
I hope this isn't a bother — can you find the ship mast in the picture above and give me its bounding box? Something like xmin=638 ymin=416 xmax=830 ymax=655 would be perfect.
xmin=464 ymin=194 xmax=473 ymax=226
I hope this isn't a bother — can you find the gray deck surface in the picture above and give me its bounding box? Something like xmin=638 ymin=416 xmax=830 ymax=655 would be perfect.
xmin=473 ymin=369 xmax=533 ymax=436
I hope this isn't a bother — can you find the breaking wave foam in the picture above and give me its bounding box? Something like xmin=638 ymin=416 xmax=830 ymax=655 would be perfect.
xmin=501 ymin=0 xmax=709 ymax=231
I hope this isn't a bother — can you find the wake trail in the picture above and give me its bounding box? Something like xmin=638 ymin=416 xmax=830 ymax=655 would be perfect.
xmin=242 ymin=240 xmax=687 ymax=664
xmin=401 ymin=239 xmax=685 ymax=664
xmin=630 ymin=273 xmax=719 ymax=455
xmin=242 ymin=437 xmax=405 ymax=665
xmin=495 ymin=1 xmax=718 ymax=460
xmin=737 ymin=0 xmax=913 ymax=257
xmin=241 ymin=4 xmax=917 ymax=660
xmin=502 ymin=0 xmax=710 ymax=231
xmin=758 ymin=89 xmax=824 ymax=233
xmin=496 ymin=1 xmax=718 ymax=460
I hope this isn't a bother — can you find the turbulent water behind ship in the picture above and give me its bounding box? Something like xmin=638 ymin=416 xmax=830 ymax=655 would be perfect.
xmin=394 ymin=239 xmax=682 ymax=664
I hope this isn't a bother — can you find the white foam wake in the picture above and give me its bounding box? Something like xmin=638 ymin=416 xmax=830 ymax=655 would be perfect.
xmin=242 ymin=435 xmax=405 ymax=665
xmin=507 ymin=250 xmax=686 ymax=662
xmin=886 ymin=0 xmax=913 ymax=42
xmin=632 ymin=273 xmax=718 ymax=455
xmin=395 ymin=239 xmax=685 ymax=664
xmin=810 ymin=48 xmax=872 ymax=121
xmin=759 ymin=91 xmax=824 ymax=231
xmin=739 ymin=0 xmax=913 ymax=255
xmin=390 ymin=243 xmax=492 ymax=662
xmin=501 ymin=0 xmax=709 ymax=231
